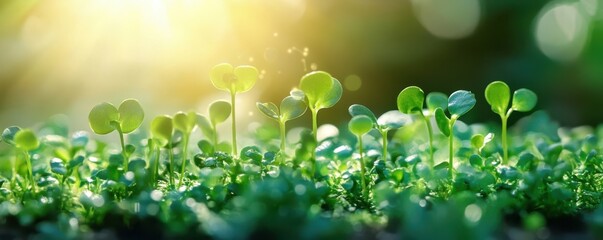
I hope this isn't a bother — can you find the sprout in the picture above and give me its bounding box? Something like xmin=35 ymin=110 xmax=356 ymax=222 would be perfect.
xmin=197 ymin=100 xmax=232 ymax=152
xmin=485 ymin=81 xmax=537 ymax=165
xmin=88 ymin=99 xmax=144 ymax=172
xmin=173 ymin=111 xmax=197 ymax=188
xmin=397 ymin=86 xmax=448 ymax=168
xmin=150 ymin=115 xmax=174 ymax=187
xmin=348 ymin=115 xmax=373 ymax=200
xmin=210 ymin=63 xmax=259 ymax=157
xmin=14 ymin=129 xmax=39 ymax=192
xmin=349 ymin=104 xmax=409 ymax=162
xmin=257 ymin=89 xmax=307 ymax=158
xmin=434 ymin=90 xmax=476 ymax=178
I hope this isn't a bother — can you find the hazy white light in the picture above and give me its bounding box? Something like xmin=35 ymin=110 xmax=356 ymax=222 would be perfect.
xmin=535 ymin=2 xmax=589 ymax=62
xmin=412 ymin=0 xmax=481 ymax=39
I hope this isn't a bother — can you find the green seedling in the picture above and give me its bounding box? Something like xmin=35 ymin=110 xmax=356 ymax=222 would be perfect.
xmin=257 ymin=89 xmax=307 ymax=157
xmin=485 ymin=81 xmax=537 ymax=165
xmin=197 ymin=100 xmax=232 ymax=152
xmin=434 ymin=90 xmax=476 ymax=178
xmin=299 ymin=71 xmax=342 ymax=162
xmin=349 ymin=104 xmax=408 ymax=162
xmin=173 ymin=111 xmax=197 ymax=187
xmin=348 ymin=115 xmax=373 ymax=200
xmin=471 ymin=133 xmax=494 ymax=155
xmin=397 ymin=87 xmax=448 ymax=167
xmin=210 ymin=63 xmax=259 ymax=157
xmin=14 ymin=129 xmax=40 ymax=192
xmin=150 ymin=115 xmax=174 ymax=187
xmin=2 ymin=126 xmax=21 ymax=188
xmin=88 ymin=99 xmax=144 ymax=172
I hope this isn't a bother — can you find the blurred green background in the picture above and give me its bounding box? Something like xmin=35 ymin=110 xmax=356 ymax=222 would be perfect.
xmin=0 ymin=0 xmax=602 ymax=132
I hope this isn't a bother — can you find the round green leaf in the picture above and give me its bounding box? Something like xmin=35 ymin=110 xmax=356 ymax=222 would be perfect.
xmin=118 ymin=99 xmax=144 ymax=134
xmin=319 ymin=78 xmax=342 ymax=109
xmin=289 ymin=88 xmax=305 ymax=100
xmin=209 ymin=100 xmax=231 ymax=126
xmin=348 ymin=104 xmax=377 ymax=124
xmin=434 ymin=108 xmax=451 ymax=137
xmin=50 ymin=158 xmax=67 ymax=176
xmin=233 ymin=65 xmax=259 ymax=93
xmin=377 ymin=110 xmax=410 ymax=130
xmin=174 ymin=111 xmax=197 ymax=133
xmin=14 ymin=129 xmax=40 ymax=151
xmin=150 ymin=115 xmax=173 ymax=147
xmin=2 ymin=126 xmax=21 ymax=145
xmin=88 ymin=102 xmax=118 ymax=135
xmin=471 ymin=134 xmax=485 ymax=150
xmin=256 ymin=102 xmax=279 ymax=120
xmin=426 ymin=92 xmax=448 ymax=112
xmin=280 ymin=96 xmax=307 ymax=122
xmin=448 ymin=90 xmax=476 ymax=118
xmin=196 ymin=114 xmax=215 ymax=141
xmin=512 ymin=88 xmax=537 ymax=112
xmin=348 ymin=115 xmax=373 ymax=136
xmin=210 ymin=63 xmax=234 ymax=92
xmin=397 ymin=86 xmax=424 ymax=114
xmin=485 ymin=81 xmax=510 ymax=115
xmin=300 ymin=71 xmax=334 ymax=110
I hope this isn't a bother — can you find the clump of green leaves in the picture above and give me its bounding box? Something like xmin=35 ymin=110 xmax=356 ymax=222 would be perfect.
xmin=257 ymin=89 xmax=307 ymax=157
xmin=485 ymin=81 xmax=537 ymax=165
xmin=434 ymin=90 xmax=476 ymax=178
xmin=210 ymin=63 xmax=259 ymax=157
xmin=348 ymin=104 xmax=408 ymax=162
xmin=397 ymin=86 xmax=448 ymax=167
xmin=88 ymin=99 xmax=144 ymax=172
xmin=348 ymin=115 xmax=374 ymax=200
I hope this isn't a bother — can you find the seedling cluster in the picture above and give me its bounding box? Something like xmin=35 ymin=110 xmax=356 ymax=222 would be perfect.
xmin=1 ymin=66 xmax=603 ymax=239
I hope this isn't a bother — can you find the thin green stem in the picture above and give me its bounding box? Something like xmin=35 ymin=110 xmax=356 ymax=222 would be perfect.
xmin=230 ymin=91 xmax=238 ymax=157
xmin=501 ymin=110 xmax=513 ymax=165
xmin=168 ymin=142 xmax=174 ymax=188
xmin=24 ymin=151 xmax=36 ymax=193
xmin=358 ymin=135 xmax=368 ymax=200
xmin=310 ymin=109 xmax=318 ymax=178
xmin=211 ymin=123 xmax=218 ymax=149
xmin=448 ymin=119 xmax=456 ymax=179
xmin=178 ymin=134 xmax=190 ymax=188
xmin=421 ymin=112 xmax=435 ymax=168
xmin=380 ymin=130 xmax=388 ymax=162
xmin=117 ymin=130 xmax=128 ymax=172
xmin=279 ymin=120 xmax=286 ymax=155
xmin=152 ymin=145 xmax=160 ymax=187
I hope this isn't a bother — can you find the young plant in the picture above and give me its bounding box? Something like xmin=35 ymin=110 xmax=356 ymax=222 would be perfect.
xmin=257 ymin=89 xmax=307 ymax=156
xmin=397 ymin=87 xmax=448 ymax=167
xmin=197 ymin=100 xmax=232 ymax=152
xmin=485 ymin=81 xmax=537 ymax=165
xmin=173 ymin=111 xmax=197 ymax=187
xmin=348 ymin=115 xmax=373 ymax=200
xmin=210 ymin=63 xmax=259 ymax=157
xmin=2 ymin=126 xmax=21 ymax=188
xmin=88 ymin=99 xmax=144 ymax=172
xmin=14 ymin=129 xmax=40 ymax=192
xmin=348 ymin=104 xmax=408 ymax=162
xmin=150 ymin=115 xmax=174 ymax=187
xmin=433 ymin=90 xmax=476 ymax=178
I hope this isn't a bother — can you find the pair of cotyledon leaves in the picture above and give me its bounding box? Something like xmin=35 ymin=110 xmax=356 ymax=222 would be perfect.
xmin=88 ymin=99 xmax=144 ymax=135
xmin=2 ymin=126 xmax=39 ymax=151
xmin=256 ymin=71 xmax=342 ymax=123
xmin=485 ymin=81 xmax=537 ymax=116
xmin=210 ymin=63 xmax=259 ymax=94
xmin=150 ymin=101 xmax=232 ymax=147
xmin=257 ymin=89 xmax=307 ymax=123
xmin=348 ymin=104 xmax=410 ymax=136
xmin=397 ymin=86 xmax=476 ymax=137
